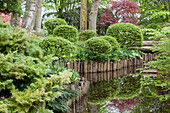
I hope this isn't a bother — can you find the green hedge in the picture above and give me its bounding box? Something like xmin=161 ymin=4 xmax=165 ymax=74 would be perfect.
xmin=40 ymin=37 xmax=76 ymax=57
xmin=44 ymin=18 xmax=67 ymax=34
xmin=106 ymin=23 xmax=143 ymax=47
xmin=79 ymin=30 xmax=96 ymax=41
xmin=98 ymin=36 xmax=120 ymax=52
xmin=85 ymin=37 xmax=112 ymax=61
xmin=53 ymin=25 xmax=78 ymax=42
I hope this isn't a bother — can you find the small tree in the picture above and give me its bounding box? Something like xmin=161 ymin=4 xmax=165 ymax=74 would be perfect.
xmin=97 ymin=0 xmax=140 ymax=33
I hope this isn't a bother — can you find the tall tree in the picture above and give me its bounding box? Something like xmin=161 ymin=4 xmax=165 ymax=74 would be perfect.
xmin=34 ymin=0 xmax=42 ymax=32
xmin=22 ymin=0 xmax=42 ymax=32
xmin=10 ymin=0 xmax=22 ymax=27
xmin=89 ymin=0 xmax=100 ymax=32
xmin=22 ymin=0 xmax=37 ymax=32
xmin=80 ymin=0 xmax=87 ymax=31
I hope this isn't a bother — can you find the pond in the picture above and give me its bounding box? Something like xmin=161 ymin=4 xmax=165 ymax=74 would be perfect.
xmin=70 ymin=65 xmax=169 ymax=113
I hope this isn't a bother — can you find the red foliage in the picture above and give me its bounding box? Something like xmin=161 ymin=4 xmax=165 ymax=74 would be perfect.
xmin=0 ymin=12 xmax=22 ymax=27
xmin=0 ymin=12 xmax=11 ymax=23
xmin=97 ymin=0 xmax=140 ymax=27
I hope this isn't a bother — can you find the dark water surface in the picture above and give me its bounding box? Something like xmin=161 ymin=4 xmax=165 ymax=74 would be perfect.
xmin=70 ymin=66 xmax=169 ymax=113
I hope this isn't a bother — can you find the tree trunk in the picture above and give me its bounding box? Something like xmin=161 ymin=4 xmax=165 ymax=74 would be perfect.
xmin=80 ymin=0 xmax=87 ymax=31
xmin=10 ymin=13 xmax=20 ymax=27
xmin=22 ymin=0 xmax=37 ymax=32
xmin=34 ymin=0 xmax=42 ymax=32
xmin=89 ymin=0 xmax=99 ymax=32
xmin=10 ymin=0 xmax=22 ymax=27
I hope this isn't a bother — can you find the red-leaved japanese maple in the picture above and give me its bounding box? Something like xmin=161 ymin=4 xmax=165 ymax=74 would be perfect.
xmin=97 ymin=0 xmax=140 ymax=28
xmin=0 ymin=12 xmax=11 ymax=23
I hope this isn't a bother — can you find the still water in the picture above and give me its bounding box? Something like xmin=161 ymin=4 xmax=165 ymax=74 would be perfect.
xmin=70 ymin=66 xmax=169 ymax=113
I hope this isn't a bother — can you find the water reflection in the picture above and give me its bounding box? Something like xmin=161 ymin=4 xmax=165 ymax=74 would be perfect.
xmin=70 ymin=65 xmax=169 ymax=113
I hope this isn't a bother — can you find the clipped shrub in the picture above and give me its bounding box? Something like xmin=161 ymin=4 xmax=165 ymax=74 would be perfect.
xmin=98 ymin=36 xmax=120 ymax=52
xmin=53 ymin=25 xmax=78 ymax=42
xmin=106 ymin=23 xmax=143 ymax=47
xmin=146 ymin=23 xmax=161 ymax=29
xmin=40 ymin=37 xmax=76 ymax=57
xmin=79 ymin=30 xmax=96 ymax=41
xmin=44 ymin=18 xmax=67 ymax=34
xmin=85 ymin=37 xmax=112 ymax=61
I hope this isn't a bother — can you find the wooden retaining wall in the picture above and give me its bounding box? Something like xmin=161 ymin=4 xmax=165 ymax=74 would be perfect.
xmin=65 ymin=53 xmax=159 ymax=74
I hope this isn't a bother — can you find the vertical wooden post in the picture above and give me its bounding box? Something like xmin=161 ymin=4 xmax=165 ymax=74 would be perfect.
xmin=74 ymin=60 xmax=78 ymax=71
xmin=103 ymin=61 xmax=107 ymax=72
xmin=92 ymin=61 xmax=97 ymax=73
xmin=84 ymin=60 xmax=87 ymax=73
xmin=101 ymin=62 xmax=104 ymax=72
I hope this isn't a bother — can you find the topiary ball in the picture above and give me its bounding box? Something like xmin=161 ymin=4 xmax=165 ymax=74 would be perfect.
xmin=40 ymin=37 xmax=76 ymax=57
xmin=53 ymin=25 xmax=78 ymax=42
xmin=85 ymin=37 xmax=112 ymax=55
xmin=44 ymin=18 xmax=67 ymax=34
xmin=98 ymin=36 xmax=120 ymax=52
xmin=79 ymin=30 xmax=97 ymax=41
xmin=106 ymin=23 xmax=143 ymax=47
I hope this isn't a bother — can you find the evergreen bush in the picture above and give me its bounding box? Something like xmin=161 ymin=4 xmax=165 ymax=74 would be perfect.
xmin=44 ymin=18 xmax=67 ymax=34
xmin=79 ymin=30 xmax=96 ymax=41
xmin=142 ymin=28 xmax=165 ymax=41
xmin=106 ymin=23 xmax=143 ymax=47
xmin=53 ymin=25 xmax=78 ymax=42
xmin=40 ymin=37 xmax=76 ymax=57
xmin=98 ymin=36 xmax=120 ymax=52
xmin=85 ymin=37 xmax=112 ymax=61
xmin=146 ymin=23 xmax=161 ymax=29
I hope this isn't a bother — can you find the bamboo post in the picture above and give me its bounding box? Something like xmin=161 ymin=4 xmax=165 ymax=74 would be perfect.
xmin=103 ymin=61 xmax=107 ymax=72
xmin=113 ymin=71 xmax=117 ymax=79
xmin=92 ymin=61 xmax=97 ymax=73
xmin=101 ymin=62 xmax=104 ymax=72
xmin=77 ymin=60 xmax=81 ymax=73
xmin=110 ymin=61 xmax=113 ymax=71
xmin=106 ymin=60 xmax=110 ymax=72
xmin=84 ymin=60 xmax=87 ymax=73
xmin=97 ymin=62 xmax=101 ymax=72
xmin=74 ymin=60 xmax=78 ymax=71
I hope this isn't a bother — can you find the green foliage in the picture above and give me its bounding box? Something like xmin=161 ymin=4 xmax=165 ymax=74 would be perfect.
xmin=106 ymin=23 xmax=143 ymax=47
xmin=40 ymin=37 xmax=76 ymax=57
xmin=85 ymin=37 xmax=112 ymax=61
xmin=142 ymin=28 xmax=165 ymax=41
xmin=146 ymin=23 xmax=161 ymax=29
xmin=53 ymin=25 xmax=78 ymax=42
xmin=0 ymin=0 xmax=22 ymax=14
xmin=110 ymin=47 xmax=142 ymax=61
xmin=0 ymin=27 xmax=27 ymax=54
xmin=46 ymin=87 xmax=79 ymax=113
xmin=161 ymin=26 xmax=170 ymax=38
xmin=98 ymin=36 xmax=120 ymax=52
xmin=44 ymin=18 xmax=68 ymax=34
xmin=79 ymin=30 xmax=97 ymax=41
xmin=0 ymin=21 xmax=11 ymax=28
